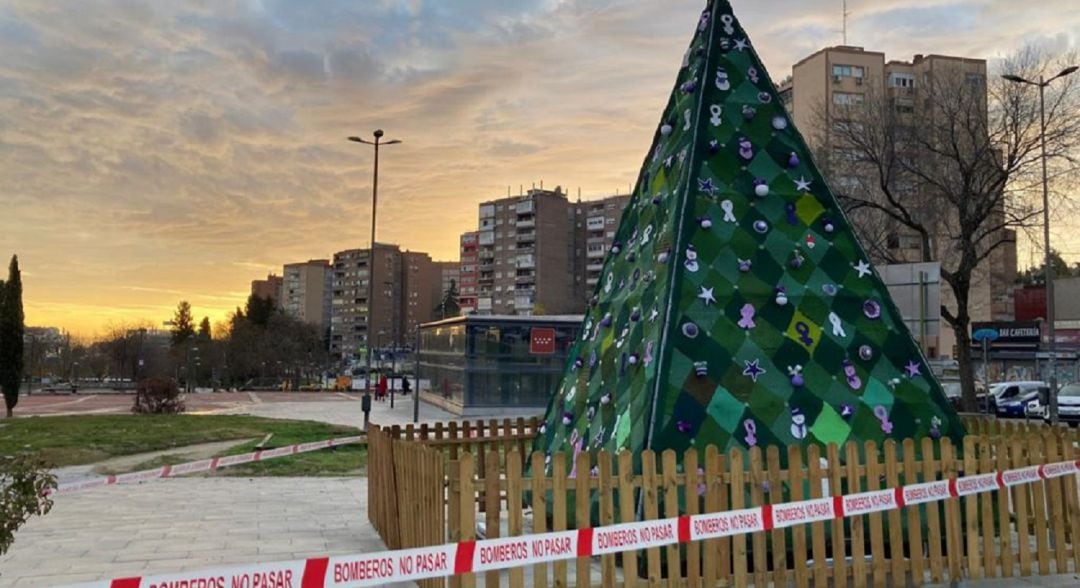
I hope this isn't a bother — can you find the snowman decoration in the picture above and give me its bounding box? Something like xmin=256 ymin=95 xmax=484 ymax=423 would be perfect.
xmin=790 ymin=407 xmax=808 ymax=440
xmin=715 ymin=67 xmax=731 ymax=91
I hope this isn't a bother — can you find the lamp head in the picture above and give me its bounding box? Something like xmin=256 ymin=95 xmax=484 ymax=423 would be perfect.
xmin=1001 ymin=74 xmax=1029 ymax=84
xmin=1059 ymin=65 xmax=1079 ymax=78
xmin=374 ymin=129 xmax=385 ymax=139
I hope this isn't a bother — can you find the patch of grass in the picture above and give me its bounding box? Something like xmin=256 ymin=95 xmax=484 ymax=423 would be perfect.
xmin=0 ymin=414 xmax=362 ymax=469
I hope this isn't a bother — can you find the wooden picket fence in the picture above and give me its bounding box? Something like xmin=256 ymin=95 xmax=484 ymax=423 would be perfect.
xmin=368 ymin=421 xmax=1080 ymax=587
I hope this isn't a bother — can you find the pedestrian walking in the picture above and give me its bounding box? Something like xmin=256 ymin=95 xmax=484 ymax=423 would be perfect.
xmin=377 ymin=374 xmax=388 ymax=401
xmin=402 ymin=377 xmax=411 ymax=396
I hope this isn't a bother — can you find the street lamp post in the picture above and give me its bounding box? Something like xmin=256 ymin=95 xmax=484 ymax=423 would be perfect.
xmin=1003 ymin=65 xmax=1079 ymax=426
xmin=348 ymin=130 xmax=401 ymax=423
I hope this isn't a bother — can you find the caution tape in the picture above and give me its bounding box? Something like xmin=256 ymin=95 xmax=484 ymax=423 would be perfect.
xmin=68 ymin=457 xmax=1080 ymax=588
xmin=50 ymin=436 xmax=365 ymax=496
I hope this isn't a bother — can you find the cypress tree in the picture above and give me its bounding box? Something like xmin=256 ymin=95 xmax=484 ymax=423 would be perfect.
xmin=1 ymin=255 xmax=25 ymax=418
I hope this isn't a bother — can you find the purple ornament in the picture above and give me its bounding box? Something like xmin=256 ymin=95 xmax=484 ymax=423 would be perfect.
xmin=753 ymin=179 xmax=769 ymax=197
xmin=599 ymin=313 xmax=613 ymax=328
xmin=600 ymin=392 xmax=612 ymax=405
xmin=708 ymin=139 xmax=720 ymax=154
xmin=742 ymin=105 xmax=756 ymax=120
xmin=699 ymin=216 xmax=713 ymax=229
xmin=738 ymin=137 xmax=754 ymax=160
xmin=630 ymin=308 xmax=642 ymax=322
xmin=562 ymin=412 xmax=573 ymax=425
xmin=611 ymin=242 xmax=622 ymax=254
xmin=677 ymin=421 xmax=693 ymax=434
xmin=753 ymin=220 xmax=768 ymax=234
xmin=863 ymin=300 xmax=882 ymax=320
xmin=787 ymin=152 xmax=800 ymax=168
xmin=682 ymin=322 xmax=700 ymax=339
xmin=858 ymin=345 xmax=874 ymax=361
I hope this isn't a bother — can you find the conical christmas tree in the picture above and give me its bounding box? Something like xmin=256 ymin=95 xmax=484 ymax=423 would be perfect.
xmin=535 ymin=0 xmax=964 ymax=470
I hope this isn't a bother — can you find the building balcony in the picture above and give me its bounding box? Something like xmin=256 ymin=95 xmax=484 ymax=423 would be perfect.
xmin=586 ymin=217 xmax=606 ymax=231
xmin=516 ymin=255 xmax=535 ymax=269
xmin=516 ymin=217 xmax=536 ymax=229
xmin=515 ymin=274 xmax=536 ymax=285
xmin=587 ymin=248 xmax=606 ymax=259
xmin=478 ymin=231 xmax=495 ymax=245
xmin=516 ymin=200 xmax=535 ymax=215
xmin=516 ymin=231 xmax=536 ymax=242
xmin=586 ymin=277 xmax=599 ymax=286
xmin=587 ymin=263 xmax=604 ymax=272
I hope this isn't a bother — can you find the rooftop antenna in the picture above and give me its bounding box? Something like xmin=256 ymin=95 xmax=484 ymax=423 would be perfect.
xmin=842 ymin=0 xmax=850 ymax=45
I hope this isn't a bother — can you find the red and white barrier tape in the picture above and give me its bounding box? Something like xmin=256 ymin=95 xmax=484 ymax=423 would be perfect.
xmin=50 ymin=436 xmax=365 ymax=495
xmin=68 ymin=457 xmax=1080 ymax=588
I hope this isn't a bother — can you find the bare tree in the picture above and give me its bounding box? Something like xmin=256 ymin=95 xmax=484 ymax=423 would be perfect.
xmin=812 ymin=47 xmax=1079 ymax=410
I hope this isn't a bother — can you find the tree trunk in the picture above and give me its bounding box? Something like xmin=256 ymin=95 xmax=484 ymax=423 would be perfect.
xmin=5 ymin=406 xmax=11 ymax=418
xmin=954 ymin=325 xmax=978 ymax=412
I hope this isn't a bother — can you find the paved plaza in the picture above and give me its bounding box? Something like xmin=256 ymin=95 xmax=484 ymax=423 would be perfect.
xmin=3 ymin=395 xmax=1076 ymax=586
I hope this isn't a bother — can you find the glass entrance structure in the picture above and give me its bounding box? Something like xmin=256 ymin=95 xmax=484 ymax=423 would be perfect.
xmin=418 ymin=315 xmax=582 ymax=416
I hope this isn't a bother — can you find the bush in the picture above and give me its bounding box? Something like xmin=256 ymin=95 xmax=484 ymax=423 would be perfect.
xmin=132 ymin=377 xmax=186 ymax=414
xmin=1 ymin=454 xmax=56 ymax=556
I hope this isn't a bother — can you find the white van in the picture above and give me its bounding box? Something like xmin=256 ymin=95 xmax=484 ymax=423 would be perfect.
xmin=988 ymin=381 xmax=1048 ymax=418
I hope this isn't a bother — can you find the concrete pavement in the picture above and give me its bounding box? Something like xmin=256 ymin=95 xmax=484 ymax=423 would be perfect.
xmin=0 ymin=477 xmax=395 ymax=587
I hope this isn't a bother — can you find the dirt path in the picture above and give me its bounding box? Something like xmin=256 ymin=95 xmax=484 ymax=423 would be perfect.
xmin=55 ymin=438 xmax=256 ymax=483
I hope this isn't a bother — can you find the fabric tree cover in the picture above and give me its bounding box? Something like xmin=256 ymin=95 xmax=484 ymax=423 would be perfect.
xmin=535 ymin=0 xmax=964 ymax=473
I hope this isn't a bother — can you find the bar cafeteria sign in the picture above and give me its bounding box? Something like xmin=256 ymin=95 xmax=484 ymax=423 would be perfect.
xmin=971 ymin=321 xmax=1041 ymax=349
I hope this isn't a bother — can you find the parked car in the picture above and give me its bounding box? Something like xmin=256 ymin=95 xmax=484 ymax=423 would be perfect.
xmin=1046 ymin=384 xmax=1080 ymax=427
xmin=990 ymin=381 xmax=1049 ymax=418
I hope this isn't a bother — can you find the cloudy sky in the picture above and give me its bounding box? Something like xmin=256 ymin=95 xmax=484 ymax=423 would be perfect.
xmin=2 ymin=0 xmax=1078 ymax=337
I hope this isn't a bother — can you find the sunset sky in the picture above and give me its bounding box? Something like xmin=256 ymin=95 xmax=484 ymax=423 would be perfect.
xmin=2 ymin=0 xmax=1078 ymax=338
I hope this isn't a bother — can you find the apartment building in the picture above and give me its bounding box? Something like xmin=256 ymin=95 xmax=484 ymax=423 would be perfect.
xmin=401 ymin=251 xmax=442 ymax=340
xmin=573 ymin=194 xmax=631 ymax=294
xmin=474 ymin=188 xmax=578 ymax=315
xmin=329 ymin=244 xmax=402 ymax=361
xmin=461 ymin=189 xmax=632 ymax=316
xmin=282 ymin=260 xmax=332 ymax=332
xmin=777 ymin=46 xmax=1017 ymax=357
xmin=435 ymin=261 xmax=460 ymax=298
xmin=250 ymin=274 xmax=283 ymax=305
xmin=329 ymin=244 xmax=443 ymax=360
xmin=459 ymin=232 xmax=479 ymax=314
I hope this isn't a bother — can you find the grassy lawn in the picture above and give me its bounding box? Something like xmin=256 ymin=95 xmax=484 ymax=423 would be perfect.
xmin=0 ymin=414 xmax=365 ymax=476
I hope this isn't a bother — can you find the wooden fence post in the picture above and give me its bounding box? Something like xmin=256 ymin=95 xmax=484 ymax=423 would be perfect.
xmin=963 ymin=436 xmax=982 ymax=579
xmin=531 ymin=452 xmax=549 ymax=588
xmin=828 ymin=443 xmax=848 ymax=588
xmin=883 ymin=440 xmax=906 ymax=586
xmin=617 ymin=451 xmax=638 ymax=588
xmin=845 ymin=442 xmax=866 ymax=588
xmin=807 ymin=444 xmax=828 ymax=588
xmin=902 ymin=438 xmax=925 ymax=586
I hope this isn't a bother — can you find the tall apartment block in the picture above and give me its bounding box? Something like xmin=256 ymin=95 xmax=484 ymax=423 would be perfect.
xmin=574 ymin=194 xmax=631 ymax=292
xmin=250 ymin=274 xmax=283 ymax=305
xmin=330 ymin=244 xmax=402 ymax=361
xmin=282 ymin=260 xmax=332 ymax=334
xmin=401 ymin=251 xmax=442 ymax=340
xmin=435 ymin=261 xmax=460 ymax=298
xmin=458 ymin=232 xmax=479 ymax=314
xmin=473 ymin=188 xmax=578 ymax=315
xmin=329 ymin=244 xmax=442 ymax=361
xmin=777 ymin=46 xmax=1017 ymax=356
xmin=460 ymin=189 xmax=631 ymax=316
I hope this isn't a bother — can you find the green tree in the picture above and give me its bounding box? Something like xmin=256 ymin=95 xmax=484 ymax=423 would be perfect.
xmin=170 ymin=301 xmax=196 ymax=347
xmin=0 ymin=256 xmax=25 ymax=418
xmin=244 ymin=294 xmax=275 ymax=328
xmin=434 ymin=279 xmax=461 ymax=320
xmin=198 ymin=317 xmax=212 ymax=341
xmin=1 ymin=454 xmax=56 ymax=555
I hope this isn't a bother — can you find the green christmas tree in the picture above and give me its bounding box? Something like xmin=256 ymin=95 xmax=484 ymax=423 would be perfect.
xmin=535 ymin=0 xmax=964 ymax=472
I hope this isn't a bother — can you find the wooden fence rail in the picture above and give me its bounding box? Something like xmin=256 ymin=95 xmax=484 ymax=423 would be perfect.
xmin=369 ymin=421 xmax=1080 ymax=587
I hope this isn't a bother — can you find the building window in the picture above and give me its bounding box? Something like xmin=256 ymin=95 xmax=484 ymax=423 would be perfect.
xmin=888 ymin=73 xmax=915 ymax=88
xmin=832 ymin=64 xmax=865 ymax=79
xmin=833 ymin=92 xmax=864 ymax=106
